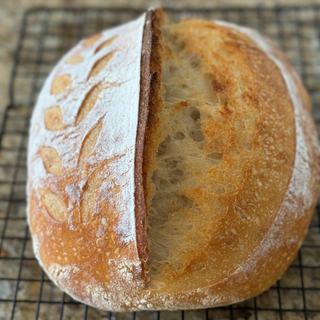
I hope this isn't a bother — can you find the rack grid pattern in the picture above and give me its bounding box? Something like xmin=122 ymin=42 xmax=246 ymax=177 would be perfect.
xmin=0 ymin=7 xmax=320 ymax=320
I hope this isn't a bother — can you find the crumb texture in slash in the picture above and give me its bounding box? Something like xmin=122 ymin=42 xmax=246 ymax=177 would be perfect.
xmin=145 ymin=16 xmax=297 ymax=294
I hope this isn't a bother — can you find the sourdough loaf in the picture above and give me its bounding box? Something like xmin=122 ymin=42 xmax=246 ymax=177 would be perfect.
xmin=27 ymin=8 xmax=319 ymax=311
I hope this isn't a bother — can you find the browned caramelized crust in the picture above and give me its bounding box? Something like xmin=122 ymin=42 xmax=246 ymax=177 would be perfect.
xmin=27 ymin=8 xmax=319 ymax=311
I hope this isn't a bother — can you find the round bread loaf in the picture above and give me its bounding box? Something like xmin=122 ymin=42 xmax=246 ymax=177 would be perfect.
xmin=27 ymin=8 xmax=319 ymax=311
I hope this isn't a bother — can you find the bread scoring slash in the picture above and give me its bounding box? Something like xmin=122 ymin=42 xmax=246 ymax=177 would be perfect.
xmin=27 ymin=8 xmax=319 ymax=311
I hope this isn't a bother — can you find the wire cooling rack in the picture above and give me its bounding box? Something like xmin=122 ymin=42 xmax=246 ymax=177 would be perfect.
xmin=0 ymin=6 xmax=320 ymax=320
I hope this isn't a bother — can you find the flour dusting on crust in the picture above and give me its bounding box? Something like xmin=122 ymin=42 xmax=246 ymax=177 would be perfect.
xmin=27 ymin=13 xmax=148 ymax=308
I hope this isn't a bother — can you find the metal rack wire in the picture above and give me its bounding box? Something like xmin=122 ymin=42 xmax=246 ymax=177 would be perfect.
xmin=0 ymin=6 xmax=320 ymax=320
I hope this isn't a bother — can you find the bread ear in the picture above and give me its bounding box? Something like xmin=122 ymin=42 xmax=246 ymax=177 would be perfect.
xmin=134 ymin=9 xmax=163 ymax=266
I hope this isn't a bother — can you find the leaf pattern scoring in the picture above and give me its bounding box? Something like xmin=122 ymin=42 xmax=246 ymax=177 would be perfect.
xmin=51 ymin=74 xmax=72 ymax=95
xmin=79 ymin=121 xmax=103 ymax=168
xmin=44 ymin=106 xmax=64 ymax=131
xmin=38 ymin=31 xmax=117 ymax=226
xmin=83 ymin=33 xmax=102 ymax=47
xmin=95 ymin=35 xmax=117 ymax=53
xmin=88 ymin=52 xmax=115 ymax=79
xmin=76 ymin=83 xmax=104 ymax=125
xmin=66 ymin=53 xmax=84 ymax=64
xmin=40 ymin=146 xmax=62 ymax=175
xmin=40 ymin=190 xmax=67 ymax=222
xmin=81 ymin=169 xmax=101 ymax=224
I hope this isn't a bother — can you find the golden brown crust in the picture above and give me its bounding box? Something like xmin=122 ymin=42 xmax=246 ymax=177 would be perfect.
xmin=27 ymin=10 xmax=319 ymax=311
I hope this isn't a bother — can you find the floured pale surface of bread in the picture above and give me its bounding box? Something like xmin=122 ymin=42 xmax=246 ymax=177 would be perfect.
xmin=27 ymin=9 xmax=319 ymax=311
